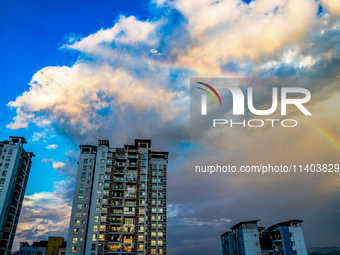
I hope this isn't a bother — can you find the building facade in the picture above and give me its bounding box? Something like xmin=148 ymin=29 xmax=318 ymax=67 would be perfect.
xmin=46 ymin=237 xmax=65 ymax=255
xmin=261 ymin=220 xmax=308 ymax=255
xmin=0 ymin=136 xmax=34 ymax=254
xmin=18 ymin=241 xmax=47 ymax=255
xmin=66 ymin=139 xmax=168 ymax=255
xmin=221 ymin=220 xmax=262 ymax=255
xmin=221 ymin=220 xmax=307 ymax=255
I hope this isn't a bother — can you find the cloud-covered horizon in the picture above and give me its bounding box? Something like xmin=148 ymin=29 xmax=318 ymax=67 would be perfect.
xmin=7 ymin=0 xmax=340 ymax=253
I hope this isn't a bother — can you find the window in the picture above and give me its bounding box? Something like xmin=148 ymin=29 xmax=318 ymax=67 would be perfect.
xmin=78 ymin=196 xmax=83 ymax=202
xmin=292 ymin=241 xmax=296 ymax=246
xmin=93 ymin=225 xmax=98 ymax=232
xmin=77 ymin=204 xmax=82 ymax=210
xmin=83 ymin=159 xmax=88 ymax=164
xmin=74 ymin=228 xmax=79 ymax=235
xmin=0 ymin=179 xmax=5 ymax=185
xmin=91 ymin=243 xmax=96 ymax=250
xmin=8 ymin=149 xmax=13 ymax=155
xmin=94 ymin=216 xmax=99 ymax=223
xmin=81 ymin=173 xmax=86 ymax=178
xmin=71 ymin=246 xmax=76 ymax=253
xmin=78 ymin=246 xmax=82 ymax=251
xmin=158 ymin=240 xmax=163 ymax=245
xmin=92 ymin=234 xmax=97 ymax=241
xmin=82 ymin=166 xmax=87 ymax=171
xmin=151 ymin=240 xmax=156 ymax=246
xmin=72 ymin=237 xmax=78 ymax=243
xmin=75 ymin=220 xmax=80 ymax=226
xmin=6 ymin=156 xmax=11 ymax=162
xmin=2 ymin=171 xmax=7 ymax=176
xmin=4 ymin=163 xmax=9 ymax=169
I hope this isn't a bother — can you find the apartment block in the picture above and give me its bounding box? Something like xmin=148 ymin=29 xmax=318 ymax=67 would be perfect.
xmin=66 ymin=139 xmax=168 ymax=255
xmin=221 ymin=220 xmax=307 ymax=255
xmin=221 ymin=220 xmax=262 ymax=255
xmin=0 ymin=136 xmax=34 ymax=254
xmin=18 ymin=240 xmax=48 ymax=255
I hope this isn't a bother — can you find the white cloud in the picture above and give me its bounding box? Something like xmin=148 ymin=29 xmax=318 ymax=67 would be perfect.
xmin=30 ymin=131 xmax=47 ymax=142
xmin=65 ymin=16 xmax=162 ymax=56
xmin=41 ymin=158 xmax=53 ymax=163
xmin=173 ymin=0 xmax=319 ymax=74
xmin=7 ymin=62 xmax=185 ymax=135
xmin=52 ymin=161 xmax=66 ymax=170
xmin=46 ymin=144 xmax=59 ymax=149
xmin=321 ymin=0 xmax=340 ymax=16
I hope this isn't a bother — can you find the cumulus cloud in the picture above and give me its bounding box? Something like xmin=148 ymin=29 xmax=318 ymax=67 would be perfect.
xmin=46 ymin=144 xmax=58 ymax=149
xmin=174 ymin=0 xmax=320 ymax=74
xmin=6 ymin=62 xmax=185 ymax=139
xmin=321 ymin=0 xmax=340 ymax=16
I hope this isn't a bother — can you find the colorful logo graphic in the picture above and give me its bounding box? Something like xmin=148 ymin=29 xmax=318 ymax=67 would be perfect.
xmin=196 ymin=82 xmax=222 ymax=115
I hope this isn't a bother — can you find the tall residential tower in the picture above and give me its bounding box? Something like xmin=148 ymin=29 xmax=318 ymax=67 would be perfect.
xmin=0 ymin=136 xmax=34 ymax=254
xmin=66 ymin=139 xmax=168 ymax=255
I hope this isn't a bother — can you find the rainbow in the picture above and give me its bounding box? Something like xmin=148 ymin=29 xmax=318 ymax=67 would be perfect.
xmin=306 ymin=120 xmax=340 ymax=150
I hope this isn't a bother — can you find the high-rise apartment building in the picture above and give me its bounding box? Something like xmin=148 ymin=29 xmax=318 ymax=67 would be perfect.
xmin=66 ymin=139 xmax=168 ymax=255
xmin=0 ymin=136 xmax=34 ymax=254
xmin=221 ymin=220 xmax=262 ymax=255
xmin=221 ymin=220 xmax=308 ymax=255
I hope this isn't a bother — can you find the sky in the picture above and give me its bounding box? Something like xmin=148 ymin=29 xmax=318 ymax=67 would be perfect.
xmin=1 ymin=0 xmax=340 ymax=253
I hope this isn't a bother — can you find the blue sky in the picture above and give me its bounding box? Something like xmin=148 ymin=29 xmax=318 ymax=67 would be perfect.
xmin=1 ymin=0 xmax=340 ymax=253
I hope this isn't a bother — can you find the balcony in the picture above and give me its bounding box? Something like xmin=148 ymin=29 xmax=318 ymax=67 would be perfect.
xmin=114 ymin=177 xmax=125 ymax=182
